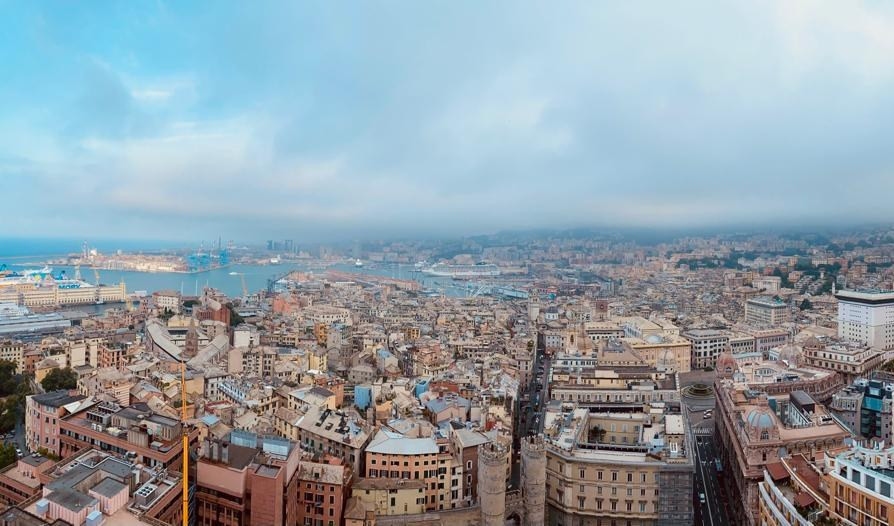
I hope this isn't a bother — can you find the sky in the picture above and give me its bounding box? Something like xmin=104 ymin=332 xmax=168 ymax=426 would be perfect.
xmin=3 ymin=1 xmax=894 ymax=243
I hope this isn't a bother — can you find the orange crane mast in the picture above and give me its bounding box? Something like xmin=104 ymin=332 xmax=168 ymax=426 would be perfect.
xmin=181 ymin=359 xmax=189 ymax=526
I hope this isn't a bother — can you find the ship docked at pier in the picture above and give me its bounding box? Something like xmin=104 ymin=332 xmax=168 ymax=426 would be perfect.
xmin=421 ymin=262 xmax=501 ymax=278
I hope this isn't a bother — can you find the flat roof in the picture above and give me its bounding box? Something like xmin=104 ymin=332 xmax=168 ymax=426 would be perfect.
xmin=91 ymin=477 xmax=127 ymax=498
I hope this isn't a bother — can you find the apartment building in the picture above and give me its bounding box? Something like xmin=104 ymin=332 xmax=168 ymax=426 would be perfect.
xmin=295 ymin=458 xmax=352 ymax=526
xmin=25 ymin=391 xmax=88 ymax=456
xmin=825 ymin=444 xmax=894 ymax=526
xmin=364 ymin=429 xmax=463 ymax=512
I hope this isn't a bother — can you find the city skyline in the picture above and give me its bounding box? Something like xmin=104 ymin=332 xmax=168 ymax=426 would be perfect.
xmin=5 ymin=2 xmax=894 ymax=241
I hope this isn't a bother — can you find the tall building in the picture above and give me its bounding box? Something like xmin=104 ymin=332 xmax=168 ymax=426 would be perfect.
xmin=196 ymin=431 xmax=304 ymax=526
xmin=836 ymin=289 xmax=894 ymax=350
xmin=745 ymin=296 xmax=791 ymax=327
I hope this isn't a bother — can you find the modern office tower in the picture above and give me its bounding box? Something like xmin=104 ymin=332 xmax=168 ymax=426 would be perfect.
xmin=836 ymin=289 xmax=894 ymax=350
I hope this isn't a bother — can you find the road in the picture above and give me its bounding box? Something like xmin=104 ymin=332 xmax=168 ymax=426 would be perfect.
xmin=511 ymin=333 xmax=549 ymax=488
xmin=693 ymin=433 xmax=729 ymax=526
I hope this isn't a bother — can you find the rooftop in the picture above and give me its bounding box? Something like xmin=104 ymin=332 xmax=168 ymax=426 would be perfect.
xmin=365 ymin=429 xmax=439 ymax=456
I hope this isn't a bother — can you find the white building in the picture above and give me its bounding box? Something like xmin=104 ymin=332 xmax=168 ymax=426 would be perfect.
xmin=836 ymin=289 xmax=894 ymax=351
xmin=745 ymin=296 xmax=791 ymax=328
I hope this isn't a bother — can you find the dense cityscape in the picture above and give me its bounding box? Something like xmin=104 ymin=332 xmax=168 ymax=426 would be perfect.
xmin=0 ymin=228 xmax=891 ymax=526
xmin=6 ymin=1 xmax=894 ymax=525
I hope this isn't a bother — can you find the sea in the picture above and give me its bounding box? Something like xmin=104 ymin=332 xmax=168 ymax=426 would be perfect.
xmin=0 ymin=238 xmax=469 ymax=299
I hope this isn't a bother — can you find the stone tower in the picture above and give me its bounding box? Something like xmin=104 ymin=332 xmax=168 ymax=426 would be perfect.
xmin=185 ymin=317 xmax=199 ymax=358
xmin=522 ymin=436 xmax=546 ymax=526
xmin=478 ymin=442 xmax=508 ymax=526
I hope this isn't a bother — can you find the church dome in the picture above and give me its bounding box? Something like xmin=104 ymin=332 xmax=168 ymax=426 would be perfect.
xmin=716 ymin=351 xmax=737 ymax=375
xmin=746 ymin=408 xmax=775 ymax=430
xmin=656 ymin=348 xmax=677 ymax=371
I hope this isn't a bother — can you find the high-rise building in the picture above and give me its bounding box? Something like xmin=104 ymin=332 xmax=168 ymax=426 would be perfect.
xmin=745 ymin=296 xmax=791 ymax=327
xmin=836 ymin=289 xmax=894 ymax=350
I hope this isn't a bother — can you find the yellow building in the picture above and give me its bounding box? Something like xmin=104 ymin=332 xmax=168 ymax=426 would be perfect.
xmin=351 ymin=478 xmax=426 ymax=516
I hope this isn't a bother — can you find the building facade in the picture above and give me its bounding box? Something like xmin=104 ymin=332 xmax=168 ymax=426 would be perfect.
xmin=837 ymin=289 xmax=894 ymax=350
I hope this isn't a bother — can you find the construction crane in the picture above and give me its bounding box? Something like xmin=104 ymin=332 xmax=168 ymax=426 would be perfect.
xmin=181 ymin=358 xmax=189 ymax=526
xmin=231 ymin=272 xmax=248 ymax=299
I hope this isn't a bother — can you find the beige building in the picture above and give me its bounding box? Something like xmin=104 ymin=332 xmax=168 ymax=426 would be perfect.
xmin=351 ymin=477 xmax=427 ymax=516
xmin=825 ymin=444 xmax=894 ymax=526
xmin=745 ymin=296 xmax=792 ymax=327
xmin=622 ymin=334 xmax=692 ymax=373
xmin=0 ymin=340 xmax=24 ymax=373
xmin=542 ymin=404 xmax=694 ymax=526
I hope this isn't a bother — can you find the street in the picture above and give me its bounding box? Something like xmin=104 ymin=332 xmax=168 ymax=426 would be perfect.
xmin=693 ymin=434 xmax=730 ymax=526
xmin=512 ymin=334 xmax=549 ymax=488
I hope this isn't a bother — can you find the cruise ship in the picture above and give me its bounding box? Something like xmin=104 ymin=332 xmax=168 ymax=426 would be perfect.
xmin=421 ymin=262 xmax=501 ymax=278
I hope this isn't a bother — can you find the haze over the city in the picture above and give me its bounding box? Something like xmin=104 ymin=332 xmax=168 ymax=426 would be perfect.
xmin=4 ymin=1 xmax=894 ymax=241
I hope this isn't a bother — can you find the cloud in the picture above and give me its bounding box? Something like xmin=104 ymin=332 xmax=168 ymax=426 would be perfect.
xmin=4 ymin=1 xmax=894 ymax=242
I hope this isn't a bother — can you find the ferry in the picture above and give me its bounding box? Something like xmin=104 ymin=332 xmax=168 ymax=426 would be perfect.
xmin=355 ymin=259 xmax=363 ymax=268
xmin=421 ymin=262 xmax=500 ymax=278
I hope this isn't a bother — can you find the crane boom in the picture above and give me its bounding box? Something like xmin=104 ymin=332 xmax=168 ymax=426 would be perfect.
xmin=181 ymin=359 xmax=188 ymax=526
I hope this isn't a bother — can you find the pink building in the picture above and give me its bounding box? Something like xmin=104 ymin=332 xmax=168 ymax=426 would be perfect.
xmin=87 ymin=477 xmax=129 ymax=515
xmin=25 ymin=391 xmax=86 ymax=456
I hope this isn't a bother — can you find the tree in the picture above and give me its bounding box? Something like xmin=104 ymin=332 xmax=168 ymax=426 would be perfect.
xmin=226 ymin=303 xmax=244 ymax=327
xmin=41 ymin=367 xmax=78 ymax=392
xmin=0 ymin=398 xmax=17 ymax=433
xmin=0 ymin=360 xmax=18 ymax=397
xmin=799 ymin=299 xmax=813 ymax=310
xmin=0 ymin=443 xmax=16 ymax=470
